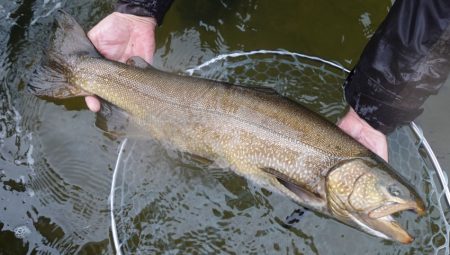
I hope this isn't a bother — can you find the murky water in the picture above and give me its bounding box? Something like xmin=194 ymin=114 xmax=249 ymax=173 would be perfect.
xmin=0 ymin=0 xmax=449 ymax=254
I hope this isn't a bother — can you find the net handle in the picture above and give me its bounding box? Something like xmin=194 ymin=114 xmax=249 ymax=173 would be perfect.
xmin=110 ymin=138 xmax=127 ymax=255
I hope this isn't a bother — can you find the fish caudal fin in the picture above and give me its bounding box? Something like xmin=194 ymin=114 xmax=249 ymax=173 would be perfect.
xmin=50 ymin=10 xmax=99 ymax=58
xmin=28 ymin=10 xmax=99 ymax=98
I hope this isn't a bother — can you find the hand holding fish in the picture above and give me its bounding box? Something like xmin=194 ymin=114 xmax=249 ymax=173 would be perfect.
xmin=85 ymin=12 xmax=157 ymax=112
xmin=338 ymin=108 xmax=388 ymax=161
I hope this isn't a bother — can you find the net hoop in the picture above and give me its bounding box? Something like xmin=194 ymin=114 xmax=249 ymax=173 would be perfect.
xmin=110 ymin=50 xmax=449 ymax=254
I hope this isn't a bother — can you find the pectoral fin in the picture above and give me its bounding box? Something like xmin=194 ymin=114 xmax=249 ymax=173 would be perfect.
xmin=259 ymin=167 xmax=324 ymax=205
xmin=186 ymin=153 xmax=214 ymax=166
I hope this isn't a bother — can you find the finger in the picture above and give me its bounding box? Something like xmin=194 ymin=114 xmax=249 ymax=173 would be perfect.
xmin=85 ymin=96 xmax=101 ymax=112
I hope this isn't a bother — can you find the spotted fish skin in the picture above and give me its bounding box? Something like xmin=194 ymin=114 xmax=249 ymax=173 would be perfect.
xmin=71 ymin=55 xmax=372 ymax=204
xmin=82 ymin=59 xmax=358 ymax=164
xmin=28 ymin=11 xmax=426 ymax=244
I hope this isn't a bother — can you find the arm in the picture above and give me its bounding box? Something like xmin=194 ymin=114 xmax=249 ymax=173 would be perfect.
xmin=339 ymin=0 xmax=450 ymax=161
xmin=85 ymin=0 xmax=174 ymax=112
xmin=344 ymin=0 xmax=450 ymax=134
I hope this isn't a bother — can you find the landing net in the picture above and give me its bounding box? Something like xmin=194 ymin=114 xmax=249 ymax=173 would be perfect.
xmin=110 ymin=50 xmax=450 ymax=255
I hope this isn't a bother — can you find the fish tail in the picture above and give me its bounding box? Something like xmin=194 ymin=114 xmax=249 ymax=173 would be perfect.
xmin=28 ymin=10 xmax=99 ymax=98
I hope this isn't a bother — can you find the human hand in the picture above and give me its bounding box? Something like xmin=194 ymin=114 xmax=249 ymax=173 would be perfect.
xmin=85 ymin=12 xmax=157 ymax=112
xmin=338 ymin=107 xmax=388 ymax=161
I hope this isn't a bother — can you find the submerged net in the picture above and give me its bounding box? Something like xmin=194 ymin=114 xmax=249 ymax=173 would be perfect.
xmin=110 ymin=51 xmax=450 ymax=254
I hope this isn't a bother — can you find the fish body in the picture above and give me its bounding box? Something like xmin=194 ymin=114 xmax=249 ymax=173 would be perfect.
xmin=71 ymin=56 xmax=363 ymax=195
xmin=29 ymin=11 xmax=425 ymax=243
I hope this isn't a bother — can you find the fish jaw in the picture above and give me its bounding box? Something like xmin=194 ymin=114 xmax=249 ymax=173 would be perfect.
xmin=328 ymin=188 xmax=420 ymax=243
xmin=348 ymin=214 xmax=414 ymax=244
xmin=349 ymin=197 xmax=426 ymax=243
xmin=368 ymin=199 xmax=426 ymax=219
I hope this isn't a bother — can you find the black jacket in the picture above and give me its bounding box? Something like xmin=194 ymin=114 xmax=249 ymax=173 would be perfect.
xmin=116 ymin=0 xmax=450 ymax=134
xmin=115 ymin=0 xmax=174 ymax=25
xmin=344 ymin=0 xmax=450 ymax=134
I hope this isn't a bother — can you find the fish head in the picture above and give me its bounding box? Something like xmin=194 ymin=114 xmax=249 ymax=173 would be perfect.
xmin=326 ymin=157 xmax=425 ymax=244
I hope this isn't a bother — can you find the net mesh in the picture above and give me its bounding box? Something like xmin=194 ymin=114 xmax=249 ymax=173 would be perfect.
xmin=111 ymin=51 xmax=450 ymax=254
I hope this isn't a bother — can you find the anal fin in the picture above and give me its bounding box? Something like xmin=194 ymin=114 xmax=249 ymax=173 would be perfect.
xmin=126 ymin=56 xmax=151 ymax=69
xmin=96 ymin=102 xmax=144 ymax=139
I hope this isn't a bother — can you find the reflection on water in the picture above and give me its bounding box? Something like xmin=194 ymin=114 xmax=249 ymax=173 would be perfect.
xmin=1 ymin=1 xmax=118 ymax=253
xmin=0 ymin=0 xmax=448 ymax=254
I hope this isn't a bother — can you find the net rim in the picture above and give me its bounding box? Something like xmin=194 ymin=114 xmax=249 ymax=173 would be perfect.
xmin=109 ymin=50 xmax=449 ymax=254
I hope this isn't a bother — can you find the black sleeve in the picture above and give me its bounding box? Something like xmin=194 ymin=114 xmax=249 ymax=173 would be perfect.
xmin=115 ymin=0 xmax=174 ymax=25
xmin=343 ymin=0 xmax=450 ymax=134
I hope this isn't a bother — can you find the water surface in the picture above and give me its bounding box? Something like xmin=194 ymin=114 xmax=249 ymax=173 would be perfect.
xmin=0 ymin=0 xmax=449 ymax=254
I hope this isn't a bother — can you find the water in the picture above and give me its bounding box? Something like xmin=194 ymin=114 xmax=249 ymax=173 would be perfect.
xmin=0 ymin=0 xmax=448 ymax=254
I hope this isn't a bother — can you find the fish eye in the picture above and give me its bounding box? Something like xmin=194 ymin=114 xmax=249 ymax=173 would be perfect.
xmin=388 ymin=184 xmax=402 ymax=197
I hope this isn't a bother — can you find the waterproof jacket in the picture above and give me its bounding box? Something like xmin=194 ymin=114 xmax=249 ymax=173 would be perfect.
xmin=116 ymin=0 xmax=174 ymax=25
xmin=115 ymin=0 xmax=450 ymax=134
xmin=344 ymin=0 xmax=450 ymax=134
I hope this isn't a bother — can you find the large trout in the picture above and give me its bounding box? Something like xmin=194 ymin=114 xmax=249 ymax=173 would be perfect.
xmin=29 ymin=11 xmax=425 ymax=243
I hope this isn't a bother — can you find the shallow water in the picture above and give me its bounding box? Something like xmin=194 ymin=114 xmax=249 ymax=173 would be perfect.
xmin=0 ymin=0 xmax=449 ymax=254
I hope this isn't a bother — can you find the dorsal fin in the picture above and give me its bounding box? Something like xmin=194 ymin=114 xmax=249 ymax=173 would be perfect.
xmin=126 ymin=56 xmax=151 ymax=69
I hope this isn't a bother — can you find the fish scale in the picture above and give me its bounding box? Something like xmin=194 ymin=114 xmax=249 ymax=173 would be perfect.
xmin=74 ymin=56 xmax=347 ymax=187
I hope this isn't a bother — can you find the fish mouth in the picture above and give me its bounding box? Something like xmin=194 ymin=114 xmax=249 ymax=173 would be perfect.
xmin=360 ymin=215 xmax=414 ymax=244
xmin=356 ymin=200 xmax=426 ymax=244
xmin=368 ymin=200 xmax=426 ymax=219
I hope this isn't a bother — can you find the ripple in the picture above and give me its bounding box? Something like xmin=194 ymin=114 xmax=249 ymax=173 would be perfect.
xmin=25 ymin=102 xmax=117 ymax=251
xmin=1 ymin=0 xmax=449 ymax=254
